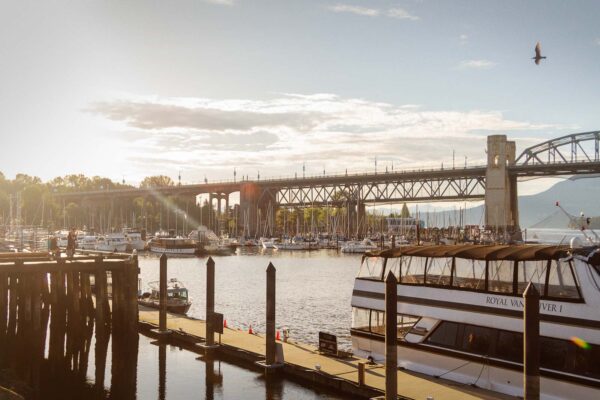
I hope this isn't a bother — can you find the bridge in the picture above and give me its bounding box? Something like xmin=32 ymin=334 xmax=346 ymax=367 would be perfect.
xmin=56 ymin=131 xmax=600 ymax=236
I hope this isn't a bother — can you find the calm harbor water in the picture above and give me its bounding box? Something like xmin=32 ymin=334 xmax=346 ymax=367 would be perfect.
xmin=138 ymin=248 xmax=362 ymax=350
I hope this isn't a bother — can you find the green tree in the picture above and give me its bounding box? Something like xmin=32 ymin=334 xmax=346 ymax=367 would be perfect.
xmin=140 ymin=175 xmax=175 ymax=188
xmin=400 ymin=203 xmax=411 ymax=218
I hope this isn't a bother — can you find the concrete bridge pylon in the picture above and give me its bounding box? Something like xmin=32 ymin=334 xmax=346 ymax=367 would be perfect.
xmin=485 ymin=135 xmax=520 ymax=236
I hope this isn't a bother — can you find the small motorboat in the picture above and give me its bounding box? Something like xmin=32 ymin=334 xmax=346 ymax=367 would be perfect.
xmin=138 ymin=278 xmax=192 ymax=314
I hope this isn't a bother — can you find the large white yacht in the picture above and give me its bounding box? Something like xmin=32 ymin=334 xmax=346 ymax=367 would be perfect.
xmin=351 ymin=243 xmax=600 ymax=399
xmin=123 ymin=228 xmax=146 ymax=251
xmin=96 ymin=233 xmax=128 ymax=252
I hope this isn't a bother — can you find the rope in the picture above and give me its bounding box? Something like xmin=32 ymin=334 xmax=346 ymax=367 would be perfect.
xmin=434 ymin=360 xmax=472 ymax=378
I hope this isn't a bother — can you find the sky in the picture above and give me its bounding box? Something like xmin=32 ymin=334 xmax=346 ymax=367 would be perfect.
xmin=1 ymin=0 xmax=599 ymax=197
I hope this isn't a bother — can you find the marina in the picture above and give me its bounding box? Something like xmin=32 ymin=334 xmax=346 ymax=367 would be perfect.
xmin=2 ymin=1 xmax=600 ymax=398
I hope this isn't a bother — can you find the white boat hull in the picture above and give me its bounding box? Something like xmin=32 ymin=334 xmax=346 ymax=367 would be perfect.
xmin=150 ymin=246 xmax=196 ymax=255
xmin=97 ymin=243 xmax=128 ymax=252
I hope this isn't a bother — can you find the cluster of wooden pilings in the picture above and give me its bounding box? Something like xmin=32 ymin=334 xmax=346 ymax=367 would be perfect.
xmin=0 ymin=252 xmax=139 ymax=399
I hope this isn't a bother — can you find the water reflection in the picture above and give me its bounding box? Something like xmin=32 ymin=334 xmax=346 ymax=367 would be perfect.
xmin=1 ymin=273 xmax=352 ymax=400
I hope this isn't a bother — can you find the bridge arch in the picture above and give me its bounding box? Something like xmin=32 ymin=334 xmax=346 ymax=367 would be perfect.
xmin=515 ymin=130 xmax=600 ymax=165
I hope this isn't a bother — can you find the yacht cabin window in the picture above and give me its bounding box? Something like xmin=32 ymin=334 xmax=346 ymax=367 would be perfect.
xmin=425 ymin=321 xmax=600 ymax=379
xmin=357 ymin=257 xmax=386 ymax=279
xmin=425 ymin=257 xmax=452 ymax=286
xmin=453 ymin=258 xmax=486 ymax=290
xmin=387 ymin=257 xmax=402 ymax=280
xmin=517 ymin=261 xmax=547 ymax=295
xmin=372 ymin=253 xmax=582 ymax=301
xmin=352 ymin=308 xmax=370 ymax=332
xmin=488 ymin=260 xmax=514 ymax=294
xmin=402 ymin=256 xmax=426 ymax=284
xmin=351 ymin=307 xmax=420 ymax=338
xmin=547 ymin=260 xmax=580 ymax=299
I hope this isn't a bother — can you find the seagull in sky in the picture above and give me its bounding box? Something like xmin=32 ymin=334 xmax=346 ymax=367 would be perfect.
xmin=533 ymin=42 xmax=546 ymax=65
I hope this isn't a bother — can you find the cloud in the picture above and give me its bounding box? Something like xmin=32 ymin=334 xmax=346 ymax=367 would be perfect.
xmin=327 ymin=4 xmax=419 ymax=20
xmin=595 ymin=38 xmax=600 ymax=46
xmin=90 ymin=93 xmax=560 ymax=179
xmin=386 ymin=8 xmax=419 ymax=20
xmin=88 ymin=99 xmax=326 ymax=131
xmin=458 ymin=59 xmax=496 ymax=69
xmin=459 ymin=34 xmax=468 ymax=44
xmin=203 ymin=0 xmax=234 ymax=5
xmin=327 ymin=4 xmax=379 ymax=17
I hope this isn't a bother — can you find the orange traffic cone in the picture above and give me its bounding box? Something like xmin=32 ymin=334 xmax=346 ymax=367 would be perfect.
xmin=248 ymin=325 xmax=254 ymax=334
xmin=223 ymin=319 xmax=228 ymax=329
xmin=276 ymin=330 xmax=281 ymax=341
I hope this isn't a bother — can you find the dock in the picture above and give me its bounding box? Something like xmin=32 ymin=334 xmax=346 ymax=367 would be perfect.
xmin=138 ymin=308 xmax=515 ymax=400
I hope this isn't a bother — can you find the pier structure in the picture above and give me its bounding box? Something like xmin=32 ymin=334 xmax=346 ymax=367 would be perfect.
xmin=0 ymin=252 xmax=139 ymax=399
xmin=54 ymin=131 xmax=600 ymax=237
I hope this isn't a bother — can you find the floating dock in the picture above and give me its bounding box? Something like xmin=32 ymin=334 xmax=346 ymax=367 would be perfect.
xmin=138 ymin=308 xmax=515 ymax=400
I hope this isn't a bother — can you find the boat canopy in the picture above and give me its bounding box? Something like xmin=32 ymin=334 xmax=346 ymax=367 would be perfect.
xmin=365 ymin=244 xmax=572 ymax=262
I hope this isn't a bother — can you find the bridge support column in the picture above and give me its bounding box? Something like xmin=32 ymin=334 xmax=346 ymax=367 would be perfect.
xmin=485 ymin=135 xmax=520 ymax=239
xmin=357 ymin=202 xmax=366 ymax=238
xmin=240 ymin=183 xmax=261 ymax=238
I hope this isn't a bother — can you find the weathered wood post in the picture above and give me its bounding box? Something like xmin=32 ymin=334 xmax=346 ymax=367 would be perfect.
xmin=127 ymin=252 xmax=140 ymax=337
xmin=523 ymin=282 xmax=540 ymax=400
xmin=358 ymin=361 xmax=366 ymax=386
xmin=205 ymin=257 xmax=215 ymax=346
xmin=385 ymin=271 xmax=397 ymax=400
xmin=391 ymin=235 xmax=395 ymax=249
xmin=265 ymin=262 xmax=276 ymax=365
xmin=159 ymin=253 xmax=168 ymax=334
xmin=0 ymin=273 xmax=7 ymax=341
xmin=94 ymin=257 xmax=109 ymax=334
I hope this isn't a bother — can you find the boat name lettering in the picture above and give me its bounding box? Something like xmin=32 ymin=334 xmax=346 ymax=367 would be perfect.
xmin=485 ymin=296 xmax=563 ymax=313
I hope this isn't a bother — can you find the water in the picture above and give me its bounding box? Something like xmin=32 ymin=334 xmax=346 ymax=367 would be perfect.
xmin=525 ymin=228 xmax=592 ymax=244
xmin=138 ymin=248 xmax=362 ymax=349
xmin=0 ymin=325 xmax=352 ymax=400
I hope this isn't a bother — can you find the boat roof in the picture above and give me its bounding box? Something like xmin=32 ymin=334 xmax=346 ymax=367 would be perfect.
xmin=147 ymin=278 xmax=188 ymax=291
xmin=365 ymin=244 xmax=573 ymax=261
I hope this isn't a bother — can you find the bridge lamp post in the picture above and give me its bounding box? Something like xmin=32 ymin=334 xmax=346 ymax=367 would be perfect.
xmin=233 ymin=168 xmax=236 ymax=183
xmin=303 ymin=163 xmax=305 ymax=178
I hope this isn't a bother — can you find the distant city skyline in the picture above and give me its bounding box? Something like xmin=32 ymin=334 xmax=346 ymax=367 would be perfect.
xmin=1 ymin=1 xmax=599 ymax=197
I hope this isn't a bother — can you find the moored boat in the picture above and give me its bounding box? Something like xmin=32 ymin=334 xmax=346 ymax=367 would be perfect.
xmin=123 ymin=228 xmax=146 ymax=251
xmin=341 ymin=238 xmax=378 ymax=253
xmin=351 ymin=242 xmax=600 ymax=399
xmin=274 ymin=237 xmax=319 ymax=250
xmin=96 ymin=233 xmax=128 ymax=252
xmin=149 ymin=236 xmax=197 ymax=255
xmin=138 ymin=278 xmax=191 ymax=314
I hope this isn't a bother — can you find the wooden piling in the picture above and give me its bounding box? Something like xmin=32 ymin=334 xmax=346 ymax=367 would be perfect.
xmin=265 ymin=262 xmax=276 ymax=365
xmin=0 ymin=273 xmax=7 ymax=340
xmin=126 ymin=254 xmax=140 ymax=336
xmin=7 ymin=275 xmax=17 ymax=338
xmin=206 ymin=257 xmax=215 ymax=346
xmin=523 ymin=282 xmax=540 ymax=400
xmin=159 ymin=253 xmax=168 ymax=333
xmin=385 ymin=271 xmax=397 ymax=400
xmin=358 ymin=361 xmax=365 ymax=386
xmin=94 ymin=258 xmax=109 ymax=334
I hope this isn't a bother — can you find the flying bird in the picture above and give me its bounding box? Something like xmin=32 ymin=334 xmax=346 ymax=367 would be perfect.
xmin=533 ymin=42 xmax=546 ymax=65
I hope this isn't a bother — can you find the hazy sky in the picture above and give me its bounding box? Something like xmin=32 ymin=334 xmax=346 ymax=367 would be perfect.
xmin=1 ymin=0 xmax=599 ymax=194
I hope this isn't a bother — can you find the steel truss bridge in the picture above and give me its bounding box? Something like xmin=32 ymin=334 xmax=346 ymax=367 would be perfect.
xmin=56 ymin=131 xmax=600 ymax=206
